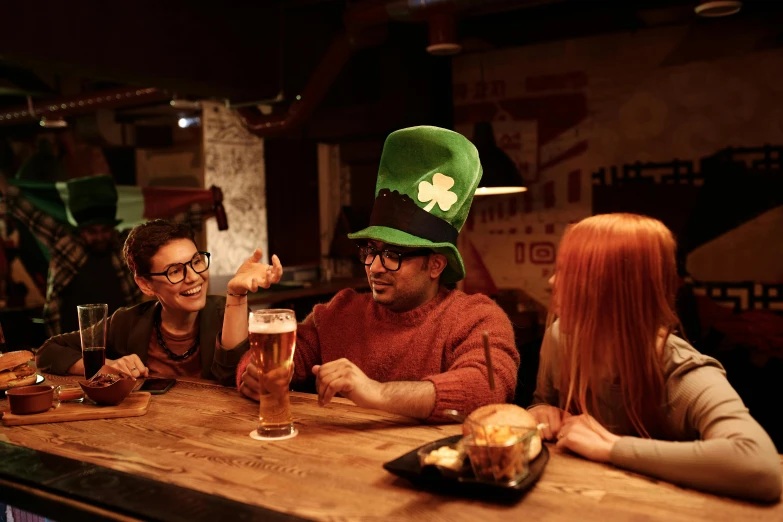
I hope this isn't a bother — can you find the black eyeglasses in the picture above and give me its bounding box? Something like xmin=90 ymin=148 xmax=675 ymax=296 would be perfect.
xmin=357 ymin=245 xmax=432 ymax=272
xmin=145 ymin=252 xmax=211 ymax=284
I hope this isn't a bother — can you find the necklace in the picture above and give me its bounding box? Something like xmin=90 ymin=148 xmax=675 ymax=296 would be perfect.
xmin=154 ymin=308 xmax=199 ymax=361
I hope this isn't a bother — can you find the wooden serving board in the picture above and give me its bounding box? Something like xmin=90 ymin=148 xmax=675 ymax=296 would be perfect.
xmin=2 ymin=392 xmax=152 ymax=426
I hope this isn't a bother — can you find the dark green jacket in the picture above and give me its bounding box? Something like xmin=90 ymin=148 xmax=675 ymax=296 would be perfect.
xmin=35 ymin=295 xmax=248 ymax=386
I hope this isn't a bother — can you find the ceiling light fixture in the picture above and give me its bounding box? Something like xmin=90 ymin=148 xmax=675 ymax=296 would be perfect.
xmin=694 ymin=1 xmax=742 ymax=17
xmin=426 ymin=13 xmax=462 ymax=56
xmin=177 ymin=117 xmax=201 ymax=129
xmin=170 ymin=97 xmax=202 ymax=110
xmin=39 ymin=117 xmax=68 ymax=128
xmin=472 ymin=121 xmax=527 ymax=196
xmin=31 ymin=97 xmax=67 ymax=128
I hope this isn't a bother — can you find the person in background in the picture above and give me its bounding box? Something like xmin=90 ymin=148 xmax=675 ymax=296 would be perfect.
xmin=36 ymin=219 xmax=282 ymax=383
xmin=1 ymin=174 xmax=140 ymax=336
xmin=529 ymin=213 xmax=781 ymax=502
xmin=236 ymin=126 xmax=519 ymax=422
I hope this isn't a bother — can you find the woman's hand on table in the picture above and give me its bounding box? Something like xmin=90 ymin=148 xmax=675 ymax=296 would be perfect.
xmin=107 ymin=355 xmax=149 ymax=379
xmin=556 ymin=414 xmax=620 ymax=463
xmin=240 ymin=362 xmax=261 ymax=400
xmin=529 ymin=404 xmax=570 ymax=440
xmin=239 ymin=361 xmax=293 ymax=401
xmin=313 ymin=358 xmax=382 ymax=409
xmin=227 ymin=249 xmax=283 ymax=295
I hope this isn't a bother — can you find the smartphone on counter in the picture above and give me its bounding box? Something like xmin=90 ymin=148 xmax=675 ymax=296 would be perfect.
xmin=137 ymin=378 xmax=176 ymax=395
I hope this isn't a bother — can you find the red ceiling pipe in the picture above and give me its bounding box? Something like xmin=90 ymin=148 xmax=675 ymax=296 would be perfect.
xmin=211 ymin=185 xmax=229 ymax=231
xmin=236 ymin=32 xmax=354 ymax=134
xmin=0 ymin=87 xmax=169 ymax=126
xmin=238 ymin=0 xmax=560 ymax=137
xmin=238 ymin=1 xmax=460 ymax=137
xmin=344 ymin=0 xmax=434 ymax=29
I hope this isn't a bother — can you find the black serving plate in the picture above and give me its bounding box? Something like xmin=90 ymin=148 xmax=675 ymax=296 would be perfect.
xmin=383 ymin=435 xmax=549 ymax=499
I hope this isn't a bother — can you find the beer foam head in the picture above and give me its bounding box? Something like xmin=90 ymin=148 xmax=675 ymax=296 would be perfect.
xmin=248 ymin=319 xmax=297 ymax=334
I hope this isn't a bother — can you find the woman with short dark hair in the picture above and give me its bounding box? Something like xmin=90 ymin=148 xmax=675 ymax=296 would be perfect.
xmin=36 ymin=219 xmax=281 ymax=385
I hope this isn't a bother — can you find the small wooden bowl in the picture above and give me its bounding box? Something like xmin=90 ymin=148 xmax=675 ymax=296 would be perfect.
xmin=79 ymin=365 xmax=136 ymax=406
xmin=6 ymin=385 xmax=54 ymax=415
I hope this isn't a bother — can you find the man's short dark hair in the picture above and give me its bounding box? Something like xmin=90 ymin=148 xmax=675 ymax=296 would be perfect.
xmin=123 ymin=220 xmax=195 ymax=276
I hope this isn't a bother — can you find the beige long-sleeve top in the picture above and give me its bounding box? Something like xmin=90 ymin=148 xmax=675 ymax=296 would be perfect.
xmin=532 ymin=322 xmax=782 ymax=502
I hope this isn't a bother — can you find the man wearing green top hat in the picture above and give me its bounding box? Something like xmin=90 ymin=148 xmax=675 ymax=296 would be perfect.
xmin=237 ymin=126 xmax=519 ymax=422
xmin=1 ymin=174 xmax=141 ymax=336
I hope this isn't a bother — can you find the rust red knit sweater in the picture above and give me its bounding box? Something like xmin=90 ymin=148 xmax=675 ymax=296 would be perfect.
xmin=237 ymin=287 xmax=519 ymax=422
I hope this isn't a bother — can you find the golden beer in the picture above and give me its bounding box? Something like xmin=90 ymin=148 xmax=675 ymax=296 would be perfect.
xmin=249 ymin=310 xmax=297 ymax=439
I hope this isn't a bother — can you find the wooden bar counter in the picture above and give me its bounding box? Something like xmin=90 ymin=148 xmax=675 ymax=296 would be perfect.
xmin=1 ymin=376 xmax=781 ymax=521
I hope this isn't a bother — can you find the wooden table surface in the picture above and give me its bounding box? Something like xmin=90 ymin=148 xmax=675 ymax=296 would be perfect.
xmin=1 ymin=376 xmax=782 ymax=522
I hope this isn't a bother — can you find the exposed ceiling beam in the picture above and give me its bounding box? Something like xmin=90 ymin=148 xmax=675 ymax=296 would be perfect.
xmin=0 ymin=0 xmax=283 ymax=103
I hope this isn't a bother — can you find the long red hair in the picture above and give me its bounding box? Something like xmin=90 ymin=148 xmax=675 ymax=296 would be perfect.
xmin=547 ymin=213 xmax=680 ymax=438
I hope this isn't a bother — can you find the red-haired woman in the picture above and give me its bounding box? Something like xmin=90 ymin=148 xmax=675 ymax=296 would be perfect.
xmin=530 ymin=213 xmax=781 ymax=502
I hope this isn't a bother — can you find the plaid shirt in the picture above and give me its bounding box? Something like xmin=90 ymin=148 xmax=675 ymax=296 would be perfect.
xmin=5 ymin=186 xmax=142 ymax=337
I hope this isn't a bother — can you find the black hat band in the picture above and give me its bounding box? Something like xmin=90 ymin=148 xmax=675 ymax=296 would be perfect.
xmin=368 ymin=189 xmax=459 ymax=246
xmin=71 ymin=205 xmax=118 ymax=226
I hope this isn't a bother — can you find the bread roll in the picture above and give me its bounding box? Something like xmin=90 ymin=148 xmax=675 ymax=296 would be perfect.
xmin=0 ymin=350 xmax=34 ymax=372
xmin=0 ymin=350 xmax=37 ymax=390
xmin=464 ymin=404 xmax=542 ymax=459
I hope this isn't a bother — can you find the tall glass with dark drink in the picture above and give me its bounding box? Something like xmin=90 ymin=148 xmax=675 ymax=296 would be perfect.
xmin=248 ymin=309 xmax=297 ymax=440
xmin=77 ymin=304 xmax=108 ymax=379
xmin=82 ymin=347 xmax=106 ymax=379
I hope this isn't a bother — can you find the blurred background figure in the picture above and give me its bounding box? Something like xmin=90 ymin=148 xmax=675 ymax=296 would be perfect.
xmin=1 ymin=174 xmax=140 ymax=337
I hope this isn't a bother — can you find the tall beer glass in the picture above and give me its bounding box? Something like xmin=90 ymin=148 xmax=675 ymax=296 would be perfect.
xmin=249 ymin=309 xmax=297 ymax=440
xmin=78 ymin=304 xmax=108 ymax=379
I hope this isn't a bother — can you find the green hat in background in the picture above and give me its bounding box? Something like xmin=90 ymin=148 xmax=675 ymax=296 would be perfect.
xmin=348 ymin=126 xmax=483 ymax=283
xmin=66 ymin=175 xmax=122 ymax=228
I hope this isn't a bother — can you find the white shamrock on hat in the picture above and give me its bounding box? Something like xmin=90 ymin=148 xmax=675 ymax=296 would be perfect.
xmin=417 ymin=173 xmax=458 ymax=213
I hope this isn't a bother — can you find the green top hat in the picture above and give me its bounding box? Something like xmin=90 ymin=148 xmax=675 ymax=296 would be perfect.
xmin=66 ymin=175 xmax=122 ymax=228
xmin=348 ymin=126 xmax=483 ymax=283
